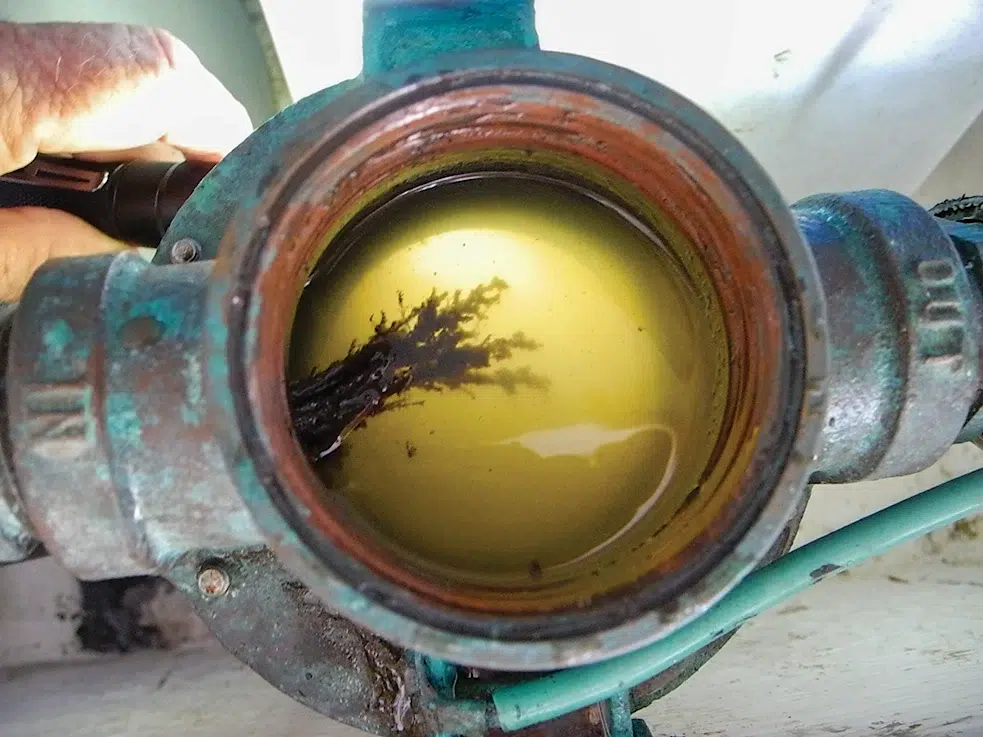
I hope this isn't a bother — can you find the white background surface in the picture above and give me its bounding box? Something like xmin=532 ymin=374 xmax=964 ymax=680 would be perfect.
xmin=261 ymin=0 xmax=983 ymax=203
xmin=2 ymin=1 xmax=983 ymax=735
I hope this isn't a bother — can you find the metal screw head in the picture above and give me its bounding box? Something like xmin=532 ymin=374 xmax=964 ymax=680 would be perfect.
xmin=169 ymin=237 xmax=201 ymax=264
xmin=197 ymin=566 xmax=230 ymax=596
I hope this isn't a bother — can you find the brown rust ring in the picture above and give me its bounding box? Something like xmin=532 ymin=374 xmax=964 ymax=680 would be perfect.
xmin=221 ymin=60 xmax=826 ymax=669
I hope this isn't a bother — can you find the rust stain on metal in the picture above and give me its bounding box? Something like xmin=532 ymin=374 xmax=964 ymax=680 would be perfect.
xmin=236 ymin=77 xmax=803 ymax=622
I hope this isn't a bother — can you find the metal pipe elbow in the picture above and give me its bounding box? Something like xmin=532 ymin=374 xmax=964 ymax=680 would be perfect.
xmin=795 ymin=190 xmax=983 ymax=482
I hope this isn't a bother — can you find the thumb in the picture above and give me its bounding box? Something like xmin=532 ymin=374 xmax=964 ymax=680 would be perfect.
xmin=0 ymin=208 xmax=130 ymax=301
xmin=0 ymin=22 xmax=253 ymax=172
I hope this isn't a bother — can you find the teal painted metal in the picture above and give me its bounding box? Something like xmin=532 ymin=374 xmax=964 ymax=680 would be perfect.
xmin=607 ymin=691 xmax=633 ymax=737
xmin=795 ymin=191 xmax=983 ymax=483
xmin=205 ymin=46 xmax=826 ymax=673
xmin=362 ymin=0 xmax=539 ymax=76
xmin=5 ymin=253 xmax=265 ymax=578
xmin=420 ymin=655 xmax=458 ymax=699
xmin=490 ymin=467 xmax=983 ymax=731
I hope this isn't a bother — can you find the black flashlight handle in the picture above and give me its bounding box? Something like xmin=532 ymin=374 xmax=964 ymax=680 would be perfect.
xmin=0 ymin=155 xmax=213 ymax=247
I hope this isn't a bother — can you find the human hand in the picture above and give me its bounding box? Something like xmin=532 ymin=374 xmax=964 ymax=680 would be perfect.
xmin=0 ymin=22 xmax=253 ymax=300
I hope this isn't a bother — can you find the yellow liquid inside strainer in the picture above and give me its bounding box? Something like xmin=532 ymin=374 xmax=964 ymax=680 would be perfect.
xmin=289 ymin=174 xmax=727 ymax=579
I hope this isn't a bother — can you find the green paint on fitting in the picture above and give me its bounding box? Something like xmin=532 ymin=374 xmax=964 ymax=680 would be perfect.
xmin=362 ymin=0 xmax=539 ymax=76
xmin=41 ymin=319 xmax=73 ymax=357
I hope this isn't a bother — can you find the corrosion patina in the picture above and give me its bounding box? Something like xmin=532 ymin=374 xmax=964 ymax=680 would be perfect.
xmin=2 ymin=1 xmax=983 ymax=735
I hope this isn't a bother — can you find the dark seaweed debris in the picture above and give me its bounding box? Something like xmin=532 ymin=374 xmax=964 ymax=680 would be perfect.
xmin=289 ymin=278 xmax=548 ymax=460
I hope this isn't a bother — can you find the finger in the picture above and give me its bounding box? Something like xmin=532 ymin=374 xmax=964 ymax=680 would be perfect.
xmin=0 ymin=22 xmax=253 ymax=174
xmin=75 ymin=141 xmax=186 ymax=163
xmin=0 ymin=207 xmax=129 ymax=301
